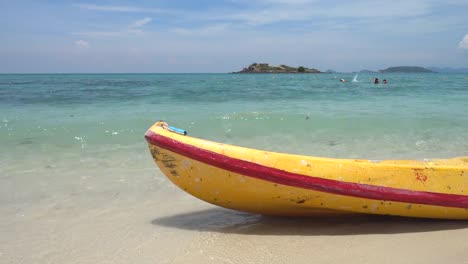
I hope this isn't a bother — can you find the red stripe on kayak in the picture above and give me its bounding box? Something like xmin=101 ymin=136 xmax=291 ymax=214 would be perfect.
xmin=145 ymin=130 xmax=468 ymax=209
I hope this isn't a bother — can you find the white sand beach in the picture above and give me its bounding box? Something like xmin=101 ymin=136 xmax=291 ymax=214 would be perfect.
xmin=2 ymin=160 xmax=468 ymax=264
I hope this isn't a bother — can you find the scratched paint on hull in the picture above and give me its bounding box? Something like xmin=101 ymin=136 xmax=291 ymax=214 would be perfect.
xmin=145 ymin=122 xmax=468 ymax=219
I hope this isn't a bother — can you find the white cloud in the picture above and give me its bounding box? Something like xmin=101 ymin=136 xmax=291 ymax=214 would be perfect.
xmin=169 ymin=0 xmax=432 ymax=30
xmin=72 ymin=17 xmax=152 ymax=37
xmin=130 ymin=17 xmax=152 ymax=28
xmin=171 ymin=24 xmax=229 ymax=36
xmin=73 ymin=31 xmax=122 ymax=37
xmin=77 ymin=1 xmax=432 ymax=28
xmin=459 ymin=35 xmax=468 ymax=49
xmin=326 ymin=0 xmax=432 ymax=18
xmin=76 ymin=4 xmax=162 ymax=13
xmin=75 ymin=1 xmax=459 ymax=35
xmin=74 ymin=40 xmax=90 ymax=49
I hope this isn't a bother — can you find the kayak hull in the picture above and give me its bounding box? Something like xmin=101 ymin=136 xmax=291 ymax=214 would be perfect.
xmin=145 ymin=122 xmax=468 ymax=219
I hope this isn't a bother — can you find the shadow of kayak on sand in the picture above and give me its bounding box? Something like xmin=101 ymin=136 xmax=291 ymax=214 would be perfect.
xmin=151 ymin=208 xmax=468 ymax=236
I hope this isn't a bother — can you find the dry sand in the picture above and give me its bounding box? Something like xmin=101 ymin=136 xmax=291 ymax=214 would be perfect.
xmin=1 ymin=161 xmax=468 ymax=264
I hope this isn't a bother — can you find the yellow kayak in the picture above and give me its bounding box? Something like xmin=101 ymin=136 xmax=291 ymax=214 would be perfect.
xmin=145 ymin=121 xmax=468 ymax=219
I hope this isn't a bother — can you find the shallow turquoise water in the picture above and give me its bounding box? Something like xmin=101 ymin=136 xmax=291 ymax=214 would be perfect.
xmin=0 ymin=72 xmax=467 ymax=206
xmin=1 ymin=73 xmax=467 ymax=159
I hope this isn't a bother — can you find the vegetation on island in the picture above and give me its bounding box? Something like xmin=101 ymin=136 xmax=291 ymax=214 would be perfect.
xmin=233 ymin=63 xmax=321 ymax=73
xmin=232 ymin=64 xmax=448 ymax=74
xmin=379 ymin=66 xmax=434 ymax=73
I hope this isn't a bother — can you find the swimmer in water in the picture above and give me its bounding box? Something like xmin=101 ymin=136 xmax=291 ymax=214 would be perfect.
xmin=340 ymin=79 xmax=346 ymax=82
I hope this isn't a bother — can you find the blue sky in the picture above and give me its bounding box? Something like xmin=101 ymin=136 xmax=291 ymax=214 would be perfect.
xmin=1 ymin=0 xmax=468 ymax=73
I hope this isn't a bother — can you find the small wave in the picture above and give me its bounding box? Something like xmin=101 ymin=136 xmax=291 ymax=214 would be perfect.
xmin=352 ymin=74 xmax=359 ymax=82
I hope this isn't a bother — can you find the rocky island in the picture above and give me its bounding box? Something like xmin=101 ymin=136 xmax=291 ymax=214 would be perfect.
xmin=233 ymin=63 xmax=321 ymax=73
xmin=379 ymin=66 xmax=434 ymax=73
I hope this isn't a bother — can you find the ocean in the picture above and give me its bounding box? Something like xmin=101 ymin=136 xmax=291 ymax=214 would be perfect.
xmin=1 ymin=73 xmax=468 ymax=263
